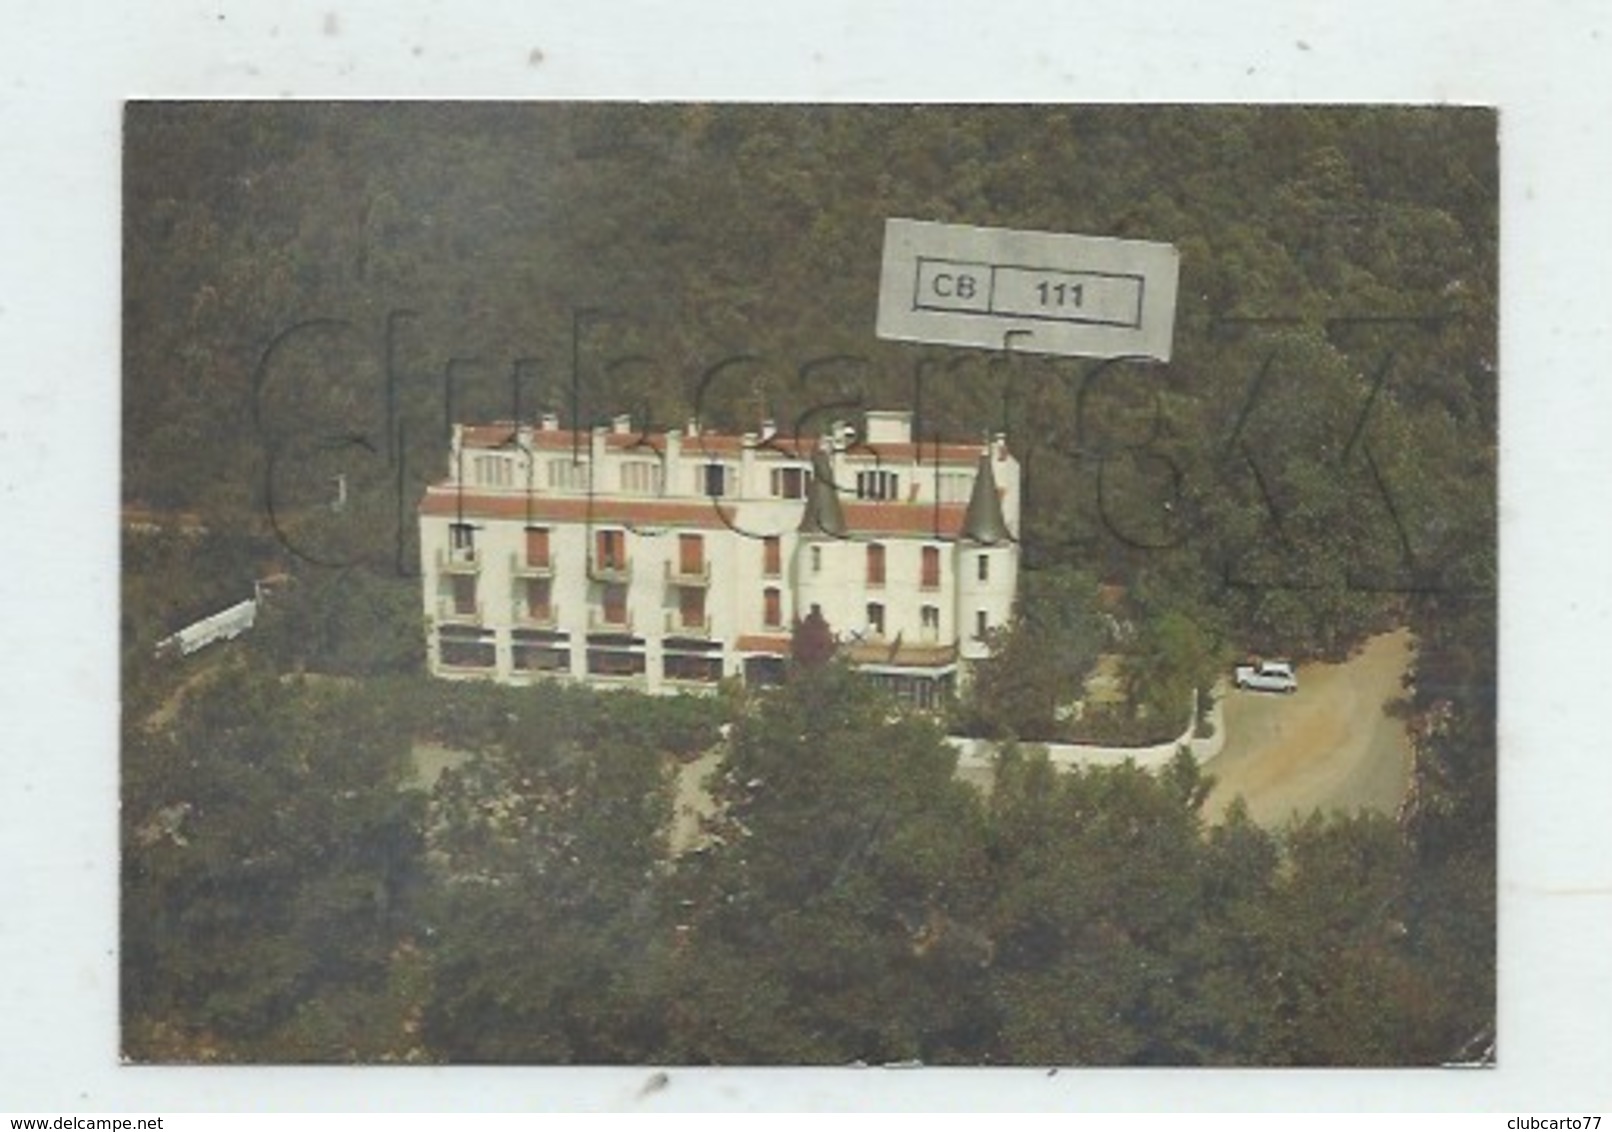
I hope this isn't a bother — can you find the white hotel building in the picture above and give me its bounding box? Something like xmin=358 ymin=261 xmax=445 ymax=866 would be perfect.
xmin=418 ymin=409 xmax=1020 ymax=705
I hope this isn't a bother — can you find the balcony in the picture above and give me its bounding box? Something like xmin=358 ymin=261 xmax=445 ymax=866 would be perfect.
xmin=509 ymin=552 xmax=554 ymax=579
xmin=513 ymin=601 xmax=561 ymax=630
xmin=588 ymin=555 xmax=633 ymax=584
xmin=587 ymin=607 xmax=635 ymax=635
xmin=664 ymin=609 xmax=713 ymax=638
xmin=436 ymin=598 xmax=484 ymax=626
xmin=664 ymin=558 xmax=712 ymax=587
xmin=435 ymin=547 xmax=481 ymax=574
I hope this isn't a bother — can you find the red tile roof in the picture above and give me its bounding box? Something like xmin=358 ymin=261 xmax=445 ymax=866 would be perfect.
xmin=861 ymin=441 xmax=989 ymax=464
xmin=678 ymin=434 xmax=816 ymax=458
xmin=420 ymin=488 xmax=737 ymax=529
xmin=841 ymin=502 xmax=969 ymax=538
xmin=421 ymin=489 xmax=977 ymax=540
xmin=843 ymin=641 xmax=960 ymax=668
xmin=457 ymin=423 xmax=988 ymax=466
xmin=735 ymin=633 xmax=793 ymax=655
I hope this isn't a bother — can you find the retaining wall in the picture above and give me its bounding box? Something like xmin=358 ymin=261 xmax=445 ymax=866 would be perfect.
xmin=947 ymin=685 xmax=1227 ymax=774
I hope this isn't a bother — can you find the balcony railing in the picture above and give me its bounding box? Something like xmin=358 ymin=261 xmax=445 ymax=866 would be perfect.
xmin=509 ymin=552 xmax=554 ymax=579
xmin=588 ymin=555 xmax=633 ymax=584
xmin=436 ymin=598 xmax=484 ymax=626
xmin=664 ymin=609 xmax=713 ymax=637
xmin=435 ymin=547 xmax=481 ymax=574
xmin=513 ymin=601 xmax=561 ymax=630
xmin=664 ymin=558 xmax=712 ymax=587
xmin=587 ymin=607 xmax=635 ymax=634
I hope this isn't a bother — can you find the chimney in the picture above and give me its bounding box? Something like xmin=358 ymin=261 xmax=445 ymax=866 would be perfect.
xmin=864 ymin=409 xmax=913 ymax=446
xmin=612 ymin=413 xmax=633 ymax=435
xmin=741 ymin=431 xmax=757 ymax=495
xmin=665 ymin=427 xmax=681 ymax=477
xmin=540 ymin=412 xmax=560 ymax=431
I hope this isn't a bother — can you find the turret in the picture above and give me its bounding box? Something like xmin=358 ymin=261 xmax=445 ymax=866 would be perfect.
xmin=956 ymin=450 xmax=1019 ymax=671
xmin=960 ymin=453 xmax=1011 ymax=545
xmin=794 ymin=447 xmax=848 ymax=637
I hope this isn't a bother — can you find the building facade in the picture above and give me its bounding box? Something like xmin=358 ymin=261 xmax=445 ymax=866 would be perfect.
xmin=418 ymin=409 xmax=1020 ymax=705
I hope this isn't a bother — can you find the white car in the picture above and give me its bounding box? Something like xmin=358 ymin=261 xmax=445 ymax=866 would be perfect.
xmin=1235 ymin=659 xmax=1297 ymax=693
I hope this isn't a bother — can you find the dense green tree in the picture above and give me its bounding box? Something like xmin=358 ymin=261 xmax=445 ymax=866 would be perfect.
xmin=983 ymin=748 xmax=1219 ymax=1063
xmin=790 ymin=606 xmax=836 ymax=670
xmin=656 ymin=664 xmax=993 ymax=1063
xmin=418 ymin=740 xmax=672 ymax=1061
xmin=252 ymin=565 xmax=425 ymax=676
xmin=957 ymin=565 xmax=1107 ymax=741
xmin=122 ymin=660 xmax=425 ymax=1060
xmin=415 ymin=682 xmax=723 ymax=1062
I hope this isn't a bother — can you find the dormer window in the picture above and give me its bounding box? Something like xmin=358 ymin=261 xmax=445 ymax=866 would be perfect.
xmin=856 ymin=469 xmax=899 ymax=500
xmin=702 ymin=463 xmax=729 ymax=497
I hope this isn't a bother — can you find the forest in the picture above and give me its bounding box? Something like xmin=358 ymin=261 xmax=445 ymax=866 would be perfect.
xmin=121 ymin=103 xmax=1496 ymax=1064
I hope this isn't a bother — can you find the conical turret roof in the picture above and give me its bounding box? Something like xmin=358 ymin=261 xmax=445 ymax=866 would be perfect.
xmin=798 ymin=448 xmax=847 ymax=538
xmin=961 ymin=453 xmax=1011 ymax=545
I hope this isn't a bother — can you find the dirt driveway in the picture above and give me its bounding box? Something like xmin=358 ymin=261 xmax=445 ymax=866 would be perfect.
xmin=1201 ymin=629 xmax=1415 ymax=827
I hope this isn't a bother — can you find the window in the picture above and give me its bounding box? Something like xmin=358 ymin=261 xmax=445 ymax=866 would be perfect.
xmin=921 ymin=545 xmax=941 ymax=589
xmin=678 ymin=586 xmax=706 ymax=630
xmin=548 ymin=458 xmax=591 ymax=491
xmin=810 ymin=546 xmax=822 ymax=574
xmin=512 ymin=644 xmax=568 ymax=673
xmin=771 ymin=466 xmax=808 ymax=499
xmin=856 ymin=469 xmax=899 ymax=500
xmin=744 ymin=655 xmax=786 ymax=688
xmin=921 ymin=604 xmax=940 ymax=641
xmin=473 ymin=454 xmax=513 ymax=488
xmin=977 ymin=553 xmax=990 ymax=582
xmin=451 ymin=575 xmax=477 ymax=617
xmin=763 ymin=535 xmax=781 ymax=578
xmin=937 ymin=471 xmax=972 ymax=504
xmin=526 ymin=578 xmax=552 ymax=621
xmin=975 ymin=609 xmax=989 ymax=639
xmin=702 ymin=462 xmax=729 ymax=497
xmin=620 ymin=460 xmax=663 ymax=495
xmin=595 ymin=529 xmax=627 ymax=570
xmin=450 ymin=523 xmax=476 ymax=556
xmin=602 ymin=583 xmax=629 ymax=625
xmin=867 ymin=602 xmax=886 ymax=637
xmin=664 ymin=654 xmax=721 ymax=683
xmin=763 ymin=587 xmax=782 ymax=628
xmin=866 ymin=543 xmax=886 ymax=587
xmin=588 ymin=648 xmax=645 ymax=677
xmin=678 ymin=533 xmax=705 ymax=577
xmin=439 ymin=634 xmax=495 ymax=669
xmin=524 ymin=526 xmax=550 ymax=568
